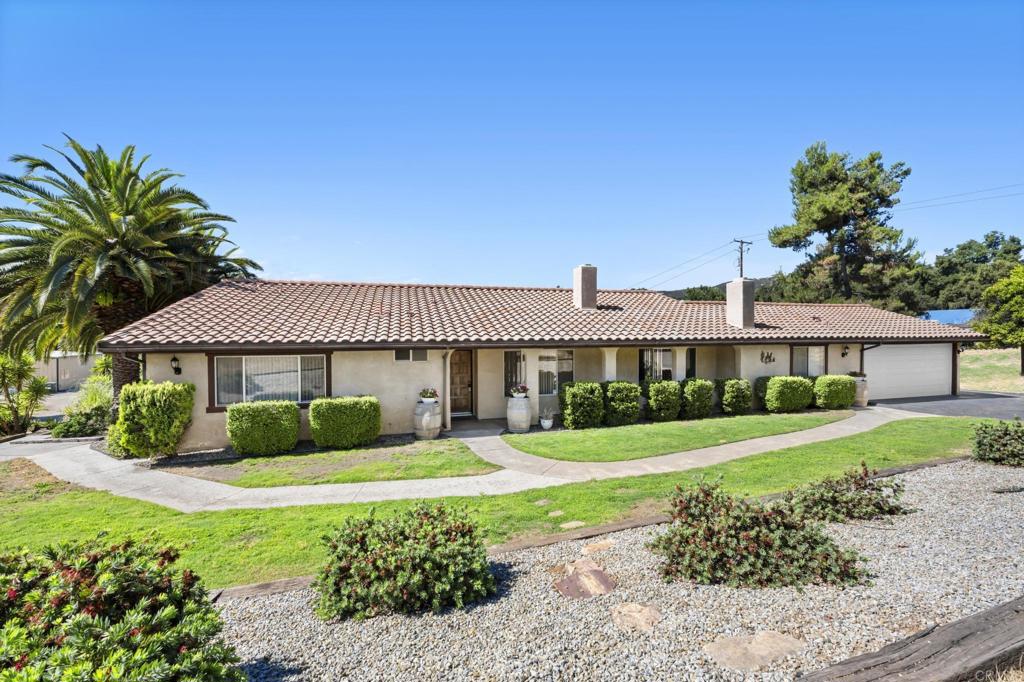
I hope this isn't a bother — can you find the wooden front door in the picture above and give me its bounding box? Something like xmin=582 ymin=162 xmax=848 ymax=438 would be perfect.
xmin=450 ymin=350 xmax=473 ymax=415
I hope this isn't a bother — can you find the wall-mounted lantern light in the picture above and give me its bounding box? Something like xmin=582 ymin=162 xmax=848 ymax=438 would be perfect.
xmin=841 ymin=345 xmax=850 ymax=358
xmin=171 ymin=356 xmax=182 ymax=375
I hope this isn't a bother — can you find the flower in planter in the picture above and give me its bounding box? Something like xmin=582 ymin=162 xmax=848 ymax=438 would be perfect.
xmin=419 ymin=387 xmax=439 ymax=400
xmin=510 ymin=383 xmax=529 ymax=396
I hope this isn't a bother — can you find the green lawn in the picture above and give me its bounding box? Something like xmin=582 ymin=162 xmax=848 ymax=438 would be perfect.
xmin=175 ymin=438 xmax=498 ymax=488
xmin=502 ymin=410 xmax=852 ymax=461
xmin=0 ymin=417 xmax=980 ymax=589
xmin=960 ymin=348 xmax=1024 ymax=393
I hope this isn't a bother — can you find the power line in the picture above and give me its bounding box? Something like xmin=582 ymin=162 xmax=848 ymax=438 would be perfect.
xmin=646 ymin=250 xmax=737 ymax=290
xmin=895 ymin=191 xmax=1024 ymax=212
xmin=898 ymin=182 xmax=1024 ymax=206
xmin=633 ymin=231 xmax=766 ymax=287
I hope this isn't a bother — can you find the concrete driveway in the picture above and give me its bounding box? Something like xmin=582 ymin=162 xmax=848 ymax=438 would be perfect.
xmin=875 ymin=391 xmax=1024 ymax=420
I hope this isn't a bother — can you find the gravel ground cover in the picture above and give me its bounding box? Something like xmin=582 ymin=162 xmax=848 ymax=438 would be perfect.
xmin=219 ymin=461 xmax=1024 ymax=681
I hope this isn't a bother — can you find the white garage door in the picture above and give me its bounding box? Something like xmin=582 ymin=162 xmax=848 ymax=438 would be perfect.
xmin=863 ymin=343 xmax=953 ymax=400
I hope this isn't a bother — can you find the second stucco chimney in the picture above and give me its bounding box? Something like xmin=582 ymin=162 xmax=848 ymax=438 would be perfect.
xmin=573 ymin=264 xmax=597 ymax=310
xmin=726 ymin=277 xmax=755 ymax=328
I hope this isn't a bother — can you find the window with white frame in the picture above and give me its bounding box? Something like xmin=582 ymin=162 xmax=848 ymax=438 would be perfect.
xmin=640 ymin=348 xmax=674 ymax=381
xmin=214 ymin=355 xmax=326 ymax=406
xmin=394 ymin=349 xmax=428 ymax=362
xmin=537 ymin=349 xmax=574 ymax=396
xmin=792 ymin=346 xmax=826 ymax=377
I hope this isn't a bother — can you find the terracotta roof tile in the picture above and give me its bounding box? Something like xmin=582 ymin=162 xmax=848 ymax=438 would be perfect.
xmin=97 ymin=279 xmax=985 ymax=351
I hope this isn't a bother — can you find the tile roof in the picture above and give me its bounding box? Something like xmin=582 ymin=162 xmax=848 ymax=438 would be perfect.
xmin=98 ymin=279 xmax=986 ymax=351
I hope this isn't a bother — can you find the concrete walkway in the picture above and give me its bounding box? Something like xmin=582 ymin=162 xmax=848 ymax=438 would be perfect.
xmin=0 ymin=406 xmax=921 ymax=512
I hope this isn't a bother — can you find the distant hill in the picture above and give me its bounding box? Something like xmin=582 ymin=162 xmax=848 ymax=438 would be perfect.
xmin=661 ymin=276 xmax=774 ymax=301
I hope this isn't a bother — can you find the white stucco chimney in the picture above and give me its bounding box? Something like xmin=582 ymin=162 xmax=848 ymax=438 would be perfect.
xmin=726 ymin=277 xmax=755 ymax=328
xmin=573 ymin=264 xmax=597 ymax=310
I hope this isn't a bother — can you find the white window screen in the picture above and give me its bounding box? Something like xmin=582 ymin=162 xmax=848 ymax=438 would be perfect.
xmin=792 ymin=346 xmax=826 ymax=377
xmin=214 ymin=355 xmax=327 ymax=406
xmin=538 ymin=353 xmax=557 ymax=395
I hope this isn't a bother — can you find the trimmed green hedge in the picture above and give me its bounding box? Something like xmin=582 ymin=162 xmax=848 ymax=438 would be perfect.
xmin=764 ymin=376 xmax=814 ymax=413
xmin=603 ymin=381 xmax=641 ymax=426
xmin=310 ymin=396 xmax=382 ymax=449
xmin=648 ymin=380 xmax=683 ymax=422
xmin=973 ymin=420 xmax=1024 ymax=466
xmin=226 ymin=400 xmax=299 ymax=456
xmin=112 ymin=381 xmax=195 ymax=458
xmin=682 ymin=378 xmax=714 ymax=419
xmin=721 ymin=378 xmax=753 ymax=415
xmin=814 ymin=375 xmax=857 ymax=409
xmin=754 ymin=376 xmax=772 ymax=408
xmin=563 ymin=382 xmax=604 ymax=429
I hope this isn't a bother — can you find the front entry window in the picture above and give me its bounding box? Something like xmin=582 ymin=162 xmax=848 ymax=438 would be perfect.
xmin=214 ymin=355 xmax=326 ymax=406
xmin=640 ymin=348 xmax=674 ymax=381
xmin=792 ymin=346 xmax=826 ymax=377
xmin=538 ymin=350 xmax=574 ymax=396
xmin=504 ymin=351 xmax=525 ymax=396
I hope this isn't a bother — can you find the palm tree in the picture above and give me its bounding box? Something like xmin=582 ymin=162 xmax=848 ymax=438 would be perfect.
xmin=0 ymin=136 xmax=260 ymax=386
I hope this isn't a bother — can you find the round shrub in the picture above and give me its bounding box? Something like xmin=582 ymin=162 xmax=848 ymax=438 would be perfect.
xmin=648 ymin=479 xmax=866 ymax=588
xmin=647 ymin=380 xmax=682 ymax=422
xmin=309 ymin=396 xmax=381 ymax=449
xmin=51 ymin=404 xmax=109 ymax=438
xmin=226 ymin=400 xmax=299 ymax=455
xmin=681 ymin=378 xmax=714 ymax=419
xmin=721 ymin=378 xmax=753 ymax=415
xmin=813 ymin=374 xmax=857 ymax=409
xmin=112 ymin=380 xmax=195 ymax=458
xmin=562 ymin=381 xmax=604 ymax=429
xmin=0 ymin=536 xmax=242 ymax=680
xmin=603 ymin=381 xmax=641 ymax=426
xmin=315 ymin=503 xmax=496 ymax=620
xmin=764 ymin=376 xmax=814 ymax=413
xmin=973 ymin=419 xmax=1024 ymax=466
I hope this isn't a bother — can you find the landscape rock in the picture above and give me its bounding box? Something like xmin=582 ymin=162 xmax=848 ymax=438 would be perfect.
xmin=533 ymin=498 xmax=552 ymax=506
xmin=553 ymin=558 xmax=616 ymax=598
xmin=559 ymin=520 xmax=585 ymax=529
xmin=611 ymin=602 xmax=662 ymax=633
xmin=547 ymin=509 xmax=564 ymax=517
xmin=703 ymin=630 xmax=806 ymax=670
xmin=582 ymin=539 xmax=615 ymax=555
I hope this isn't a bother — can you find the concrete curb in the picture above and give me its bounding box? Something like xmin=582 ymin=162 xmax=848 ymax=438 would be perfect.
xmin=212 ymin=455 xmax=967 ymax=602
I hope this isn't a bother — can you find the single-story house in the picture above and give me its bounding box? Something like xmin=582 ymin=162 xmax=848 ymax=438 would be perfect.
xmin=97 ymin=265 xmax=985 ymax=451
xmin=33 ymin=351 xmax=96 ymax=391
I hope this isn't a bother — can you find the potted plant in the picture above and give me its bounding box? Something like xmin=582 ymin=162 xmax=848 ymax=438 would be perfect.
xmin=510 ymin=383 xmax=529 ymax=399
xmin=848 ymin=371 xmax=868 ymax=407
xmin=419 ymin=387 xmax=439 ymax=404
xmin=539 ymin=409 xmax=554 ymax=430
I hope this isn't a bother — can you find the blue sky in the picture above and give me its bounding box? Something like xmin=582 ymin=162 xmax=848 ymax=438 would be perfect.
xmin=1 ymin=0 xmax=1022 ymax=290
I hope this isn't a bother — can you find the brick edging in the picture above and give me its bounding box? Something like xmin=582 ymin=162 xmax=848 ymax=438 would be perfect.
xmin=211 ymin=455 xmax=969 ymax=602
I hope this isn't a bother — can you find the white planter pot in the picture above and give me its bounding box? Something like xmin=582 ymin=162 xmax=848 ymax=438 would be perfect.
xmin=540 ymin=418 xmax=554 ymax=430
xmin=511 ymin=392 xmax=527 ymax=399
xmin=853 ymin=379 xmax=869 ymax=407
xmin=506 ymin=397 xmax=531 ymax=433
xmin=419 ymin=397 xmax=438 ymax=404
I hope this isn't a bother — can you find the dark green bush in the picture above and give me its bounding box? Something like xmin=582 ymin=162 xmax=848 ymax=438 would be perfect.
xmin=562 ymin=381 xmax=604 ymax=429
xmin=226 ymin=400 xmax=299 ymax=456
xmin=557 ymin=380 xmax=575 ymax=415
xmin=648 ymin=380 xmax=683 ymax=422
xmin=813 ymin=375 xmax=857 ymax=409
xmin=713 ymin=377 xmax=734 ymax=410
xmin=778 ymin=463 xmax=910 ymax=522
xmin=309 ymin=396 xmax=382 ymax=449
xmin=51 ymin=404 xmax=109 ymax=438
xmin=0 ymin=536 xmax=242 ymax=680
xmin=603 ymin=381 xmax=641 ymax=427
xmin=973 ymin=420 xmax=1024 ymax=466
xmin=111 ymin=381 xmax=195 ymax=458
xmin=682 ymin=378 xmax=714 ymax=419
xmin=649 ymin=478 xmax=866 ymax=588
xmin=754 ymin=376 xmax=773 ymax=408
xmin=764 ymin=376 xmax=814 ymax=413
xmin=315 ymin=503 xmax=496 ymax=620
xmin=721 ymin=378 xmax=753 ymax=416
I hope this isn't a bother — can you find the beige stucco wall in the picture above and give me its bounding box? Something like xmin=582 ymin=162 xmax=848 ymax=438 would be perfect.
xmin=734 ymin=345 xmax=792 ymax=385
xmin=333 ymin=350 xmax=445 ymax=434
xmin=827 ymin=343 xmax=862 ymax=375
xmin=35 ymin=354 xmax=95 ymax=390
xmin=475 ymin=349 xmax=505 ymax=420
xmin=616 ymin=348 xmax=638 ymax=382
xmin=574 ymin=348 xmax=603 ymax=382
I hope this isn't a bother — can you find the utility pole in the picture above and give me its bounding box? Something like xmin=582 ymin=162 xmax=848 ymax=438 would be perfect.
xmin=733 ymin=238 xmax=752 ymax=278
